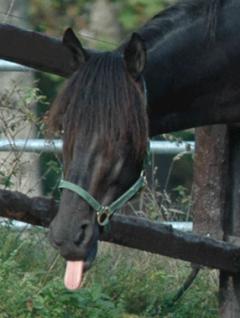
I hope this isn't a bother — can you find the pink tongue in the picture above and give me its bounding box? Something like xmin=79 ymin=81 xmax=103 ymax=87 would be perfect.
xmin=64 ymin=261 xmax=85 ymax=291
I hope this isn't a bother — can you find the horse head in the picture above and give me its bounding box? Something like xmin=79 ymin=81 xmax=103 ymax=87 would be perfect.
xmin=48 ymin=28 xmax=148 ymax=289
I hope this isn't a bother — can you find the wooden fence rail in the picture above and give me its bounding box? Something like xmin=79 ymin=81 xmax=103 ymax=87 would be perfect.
xmin=0 ymin=189 xmax=240 ymax=273
xmin=0 ymin=23 xmax=240 ymax=133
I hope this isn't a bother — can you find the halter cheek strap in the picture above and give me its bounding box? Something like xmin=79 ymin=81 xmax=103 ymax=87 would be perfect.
xmin=59 ymin=171 xmax=146 ymax=226
xmin=59 ymin=141 xmax=150 ymax=226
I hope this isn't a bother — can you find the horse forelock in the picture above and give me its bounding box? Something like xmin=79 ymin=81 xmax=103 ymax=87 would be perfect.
xmin=48 ymin=52 xmax=148 ymax=166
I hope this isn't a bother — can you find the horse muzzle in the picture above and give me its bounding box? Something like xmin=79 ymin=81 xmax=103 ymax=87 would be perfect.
xmin=49 ymin=215 xmax=99 ymax=264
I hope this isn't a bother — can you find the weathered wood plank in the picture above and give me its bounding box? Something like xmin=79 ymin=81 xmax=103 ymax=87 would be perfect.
xmin=0 ymin=189 xmax=56 ymax=226
xmin=0 ymin=24 xmax=74 ymax=77
xmin=102 ymin=215 xmax=240 ymax=273
xmin=0 ymin=189 xmax=240 ymax=273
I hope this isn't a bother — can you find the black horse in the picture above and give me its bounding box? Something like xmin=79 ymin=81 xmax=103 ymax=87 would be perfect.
xmin=48 ymin=0 xmax=240 ymax=289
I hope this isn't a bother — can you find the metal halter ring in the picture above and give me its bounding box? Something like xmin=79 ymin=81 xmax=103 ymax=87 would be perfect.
xmin=97 ymin=208 xmax=111 ymax=226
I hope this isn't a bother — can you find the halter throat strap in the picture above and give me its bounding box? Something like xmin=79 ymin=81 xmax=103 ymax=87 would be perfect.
xmin=59 ymin=171 xmax=146 ymax=226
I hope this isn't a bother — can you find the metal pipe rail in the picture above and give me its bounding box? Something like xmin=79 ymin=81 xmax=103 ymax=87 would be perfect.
xmin=0 ymin=139 xmax=195 ymax=155
xmin=0 ymin=139 xmax=194 ymax=232
xmin=1 ymin=219 xmax=193 ymax=231
xmin=0 ymin=60 xmax=32 ymax=72
xmin=0 ymin=139 xmax=62 ymax=153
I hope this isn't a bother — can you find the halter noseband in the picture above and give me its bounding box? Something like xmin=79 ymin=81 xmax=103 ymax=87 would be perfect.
xmin=59 ymin=170 xmax=146 ymax=226
xmin=59 ymin=142 xmax=150 ymax=226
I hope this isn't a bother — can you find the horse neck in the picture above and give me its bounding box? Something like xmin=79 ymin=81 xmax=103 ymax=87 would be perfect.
xmin=140 ymin=0 xmax=240 ymax=136
xmin=137 ymin=0 xmax=224 ymax=51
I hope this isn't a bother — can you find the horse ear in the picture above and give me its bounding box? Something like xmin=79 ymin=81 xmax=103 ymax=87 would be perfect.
xmin=63 ymin=28 xmax=88 ymax=65
xmin=124 ymin=33 xmax=146 ymax=79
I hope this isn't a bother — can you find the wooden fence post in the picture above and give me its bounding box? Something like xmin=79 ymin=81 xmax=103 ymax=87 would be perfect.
xmin=192 ymin=125 xmax=228 ymax=239
xmin=219 ymin=126 xmax=240 ymax=316
xmin=192 ymin=125 xmax=240 ymax=316
xmin=192 ymin=125 xmax=230 ymax=316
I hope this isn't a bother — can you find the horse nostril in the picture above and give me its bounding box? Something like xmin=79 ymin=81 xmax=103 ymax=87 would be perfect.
xmin=53 ymin=238 xmax=64 ymax=248
xmin=73 ymin=222 xmax=89 ymax=246
xmin=49 ymin=228 xmax=64 ymax=248
xmin=52 ymin=239 xmax=64 ymax=248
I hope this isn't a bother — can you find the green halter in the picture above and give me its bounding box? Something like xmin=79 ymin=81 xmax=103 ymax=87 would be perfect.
xmin=59 ymin=142 xmax=150 ymax=226
xmin=59 ymin=171 xmax=146 ymax=226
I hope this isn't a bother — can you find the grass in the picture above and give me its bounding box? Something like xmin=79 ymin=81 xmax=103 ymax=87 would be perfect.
xmin=0 ymin=223 xmax=219 ymax=318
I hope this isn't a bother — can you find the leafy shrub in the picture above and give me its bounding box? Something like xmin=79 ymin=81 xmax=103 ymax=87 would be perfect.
xmin=0 ymin=225 xmax=218 ymax=318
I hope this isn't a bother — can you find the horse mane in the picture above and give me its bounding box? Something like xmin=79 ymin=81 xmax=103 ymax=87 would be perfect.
xmin=47 ymin=52 xmax=148 ymax=160
xmin=136 ymin=0 xmax=224 ymax=50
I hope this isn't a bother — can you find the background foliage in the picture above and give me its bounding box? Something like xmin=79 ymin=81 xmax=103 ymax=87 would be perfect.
xmin=0 ymin=225 xmax=218 ymax=318
xmin=28 ymin=0 xmax=170 ymax=36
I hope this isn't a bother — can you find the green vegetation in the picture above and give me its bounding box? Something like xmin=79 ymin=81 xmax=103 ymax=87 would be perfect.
xmin=119 ymin=0 xmax=169 ymax=32
xmin=0 ymin=224 xmax=218 ymax=318
xmin=28 ymin=0 xmax=170 ymax=36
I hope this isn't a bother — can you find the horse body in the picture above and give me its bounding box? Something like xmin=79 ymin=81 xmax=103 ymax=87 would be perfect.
xmin=48 ymin=0 xmax=240 ymax=288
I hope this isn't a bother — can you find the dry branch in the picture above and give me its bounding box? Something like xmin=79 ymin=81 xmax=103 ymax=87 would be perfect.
xmin=1 ymin=189 xmax=240 ymax=273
